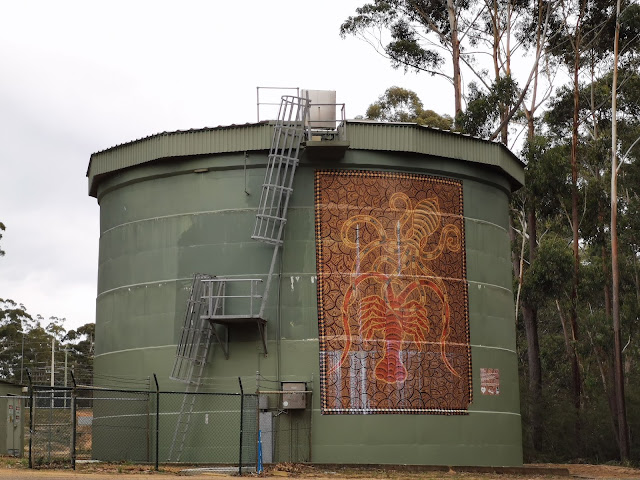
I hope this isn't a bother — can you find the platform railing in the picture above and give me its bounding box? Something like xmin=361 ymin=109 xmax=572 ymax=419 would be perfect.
xmin=201 ymin=278 xmax=263 ymax=320
xmin=305 ymin=102 xmax=347 ymax=141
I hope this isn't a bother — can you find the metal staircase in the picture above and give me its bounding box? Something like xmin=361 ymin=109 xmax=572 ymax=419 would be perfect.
xmin=170 ymin=274 xmax=218 ymax=384
xmin=168 ymin=274 xmax=219 ymax=462
xmin=167 ymin=95 xmax=310 ymax=462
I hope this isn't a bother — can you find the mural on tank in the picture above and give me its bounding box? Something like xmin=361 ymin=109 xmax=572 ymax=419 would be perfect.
xmin=315 ymin=170 xmax=472 ymax=414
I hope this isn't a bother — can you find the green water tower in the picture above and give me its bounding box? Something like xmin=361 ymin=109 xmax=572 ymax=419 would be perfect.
xmin=88 ymin=92 xmax=524 ymax=466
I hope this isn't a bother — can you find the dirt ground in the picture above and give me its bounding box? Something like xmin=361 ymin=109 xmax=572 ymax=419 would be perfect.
xmin=0 ymin=459 xmax=639 ymax=480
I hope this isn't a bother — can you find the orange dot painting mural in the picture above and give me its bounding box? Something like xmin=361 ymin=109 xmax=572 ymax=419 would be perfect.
xmin=314 ymin=170 xmax=472 ymax=414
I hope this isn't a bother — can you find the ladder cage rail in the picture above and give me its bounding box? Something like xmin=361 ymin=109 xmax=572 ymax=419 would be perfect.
xmin=170 ymin=274 xmax=218 ymax=383
xmin=252 ymin=95 xmax=310 ymax=245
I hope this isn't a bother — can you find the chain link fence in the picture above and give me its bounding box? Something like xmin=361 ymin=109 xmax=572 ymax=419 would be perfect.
xmin=19 ymin=377 xmax=313 ymax=470
xmin=84 ymin=388 xmax=153 ymax=463
xmin=30 ymin=387 xmax=73 ymax=466
xmin=161 ymin=391 xmax=255 ymax=464
xmin=24 ymin=384 xmax=259 ymax=472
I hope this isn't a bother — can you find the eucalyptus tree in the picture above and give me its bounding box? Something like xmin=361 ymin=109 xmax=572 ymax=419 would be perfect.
xmin=341 ymin=0 xmax=555 ymax=141
xmin=544 ymin=0 xmax=640 ymax=454
xmin=365 ymin=86 xmax=454 ymax=128
xmin=341 ymin=0 xmax=468 ymax=116
xmin=0 ymin=299 xmax=95 ymax=386
xmin=0 ymin=299 xmax=33 ymax=381
xmin=542 ymin=0 xmax=620 ymax=449
xmin=610 ymin=0 xmax=640 ymax=460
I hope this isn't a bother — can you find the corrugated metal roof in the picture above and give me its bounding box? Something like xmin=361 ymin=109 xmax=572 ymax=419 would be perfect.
xmin=346 ymin=121 xmax=524 ymax=188
xmin=87 ymin=120 xmax=524 ymax=197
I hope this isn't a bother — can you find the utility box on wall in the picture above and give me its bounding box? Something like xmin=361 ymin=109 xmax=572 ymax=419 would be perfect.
xmin=281 ymin=382 xmax=306 ymax=409
xmin=0 ymin=396 xmax=24 ymax=456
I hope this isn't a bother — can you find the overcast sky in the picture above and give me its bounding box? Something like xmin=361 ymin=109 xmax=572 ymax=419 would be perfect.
xmin=0 ymin=0 xmax=454 ymax=331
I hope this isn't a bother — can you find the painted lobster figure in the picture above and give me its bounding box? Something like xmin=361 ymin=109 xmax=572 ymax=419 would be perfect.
xmin=329 ymin=192 xmax=461 ymax=383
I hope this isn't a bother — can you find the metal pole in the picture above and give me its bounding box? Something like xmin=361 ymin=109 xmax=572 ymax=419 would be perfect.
xmin=255 ymin=370 xmax=260 ymax=472
xmin=309 ymin=374 xmax=313 ymax=463
xmin=244 ymin=152 xmax=250 ymax=196
xmin=71 ymin=387 xmax=77 ymax=470
xmin=27 ymin=369 xmax=33 ymax=469
xmin=238 ymin=377 xmax=244 ymax=476
xmin=49 ymin=338 xmax=54 ymax=463
xmin=20 ymin=327 xmax=24 ymax=384
xmin=64 ymin=349 xmax=68 ymax=408
xmin=154 ymin=374 xmax=159 ymax=471
xmin=51 ymin=338 xmax=55 ymax=388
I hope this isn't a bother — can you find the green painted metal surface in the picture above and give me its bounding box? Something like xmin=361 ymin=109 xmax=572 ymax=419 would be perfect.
xmin=88 ymin=121 xmax=523 ymax=197
xmin=91 ymin=129 xmax=523 ymax=466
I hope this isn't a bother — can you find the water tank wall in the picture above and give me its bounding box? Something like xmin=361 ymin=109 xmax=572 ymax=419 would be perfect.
xmin=92 ymin=128 xmax=522 ymax=466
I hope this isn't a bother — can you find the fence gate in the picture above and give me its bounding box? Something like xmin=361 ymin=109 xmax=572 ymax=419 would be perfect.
xmin=30 ymin=387 xmax=73 ymax=467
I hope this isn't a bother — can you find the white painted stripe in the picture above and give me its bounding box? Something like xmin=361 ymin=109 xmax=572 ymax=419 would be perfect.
xmin=100 ymin=208 xmax=255 ymax=236
xmin=470 ymin=344 xmax=517 ymax=354
xmin=98 ymin=278 xmax=187 ymax=297
xmin=467 ymin=280 xmax=513 ymax=293
xmin=468 ymin=410 xmax=521 ymax=417
xmin=465 ymin=217 xmax=508 ymax=233
xmin=95 ymin=344 xmax=177 ymax=358
xmin=96 ymin=342 xmax=514 ymax=358
xmin=98 ymin=273 xmax=265 ymax=297
xmin=95 ymin=410 xmax=239 ymax=421
xmin=100 ymin=209 xmax=506 ymax=237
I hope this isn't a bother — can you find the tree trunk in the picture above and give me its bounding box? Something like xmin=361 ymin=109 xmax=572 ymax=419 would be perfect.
xmin=522 ymin=303 xmax=542 ymax=450
xmin=587 ymin=326 xmax=620 ymax=449
xmin=569 ymin=28 xmax=583 ymax=452
xmin=610 ymin=0 xmax=630 ymax=458
xmin=447 ymin=0 xmax=463 ymax=118
xmin=522 ymin=201 xmax=542 ymax=450
xmin=521 ymin=63 xmax=543 ymax=452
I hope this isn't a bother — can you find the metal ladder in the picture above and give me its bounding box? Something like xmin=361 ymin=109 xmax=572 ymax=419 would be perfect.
xmin=170 ymin=274 xmax=221 ymax=384
xmin=252 ymin=95 xmax=310 ymax=246
xmin=166 ymin=382 xmax=200 ymax=462
xmin=250 ymin=94 xmax=310 ymax=319
xmin=168 ymin=274 xmax=223 ymax=461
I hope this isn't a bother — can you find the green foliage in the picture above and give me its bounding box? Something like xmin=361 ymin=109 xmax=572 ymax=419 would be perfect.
xmin=0 ymin=298 xmax=94 ymax=385
xmin=340 ymin=1 xmax=450 ymax=76
xmin=515 ymin=54 xmax=640 ymax=461
xmin=365 ymin=86 xmax=453 ymax=129
xmin=521 ymin=236 xmax=573 ymax=306
xmin=522 ymin=136 xmax=570 ymax=218
xmin=456 ymin=76 xmax=520 ymax=138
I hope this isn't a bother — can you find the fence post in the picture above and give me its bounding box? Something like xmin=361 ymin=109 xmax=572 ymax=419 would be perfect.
xmin=238 ymin=377 xmax=244 ymax=476
xmin=154 ymin=374 xmax=159 ymax=471
xmin=26 ymin=369 xmax=33 ymax=469
xmin=71 ymin=387 xmax=77 ymax=470
xmin=255 ymin=370 xmax=260 ymax=472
